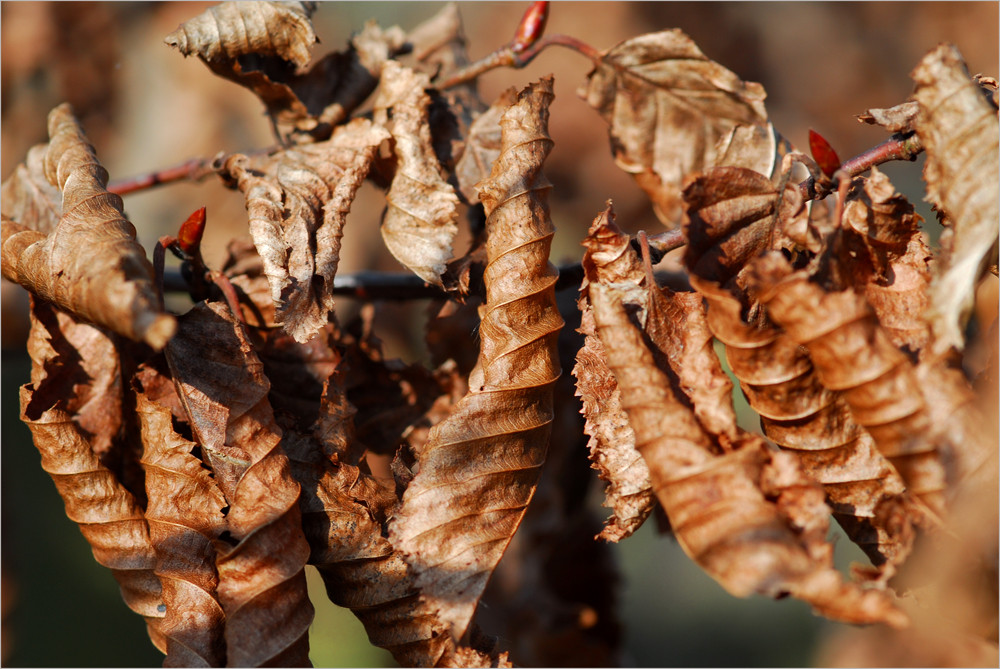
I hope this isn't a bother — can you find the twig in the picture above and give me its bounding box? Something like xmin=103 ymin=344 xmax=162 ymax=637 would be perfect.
xmin=797 ymin=132 xmax=923 ymax=201
xmin=437 ymin=34 xmax=600 ymax=90
xmin=107 ymin=157 xmax=217 ymax=196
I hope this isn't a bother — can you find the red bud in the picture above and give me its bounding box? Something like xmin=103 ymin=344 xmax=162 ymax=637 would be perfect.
xmin=511 ymin=1 xmax=549 ymax=53
xmin=177 ymin=206 xmax=206 ymax=256
xmin=808 ymin=129 xmax=842 ymax=178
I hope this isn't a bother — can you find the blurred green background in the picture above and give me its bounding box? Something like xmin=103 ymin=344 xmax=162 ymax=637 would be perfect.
xmin=2 ymin=2 xmax=996 ymax=666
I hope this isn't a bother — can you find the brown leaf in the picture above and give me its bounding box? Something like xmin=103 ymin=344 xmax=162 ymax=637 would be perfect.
xmin=165 ymin=300 xmax=314 ymax=666
xmin=390 ymin=77 xmax=563 ymax=642
xmin=0 ymin=144 xmax=61 ymax=234
xmin=681 ymin=173 xmax=917 ymax=570
xmin=375 ymin=61 xmax=460 ymax=286
xmin=0 ymin=104 xmax=176 ymax=349
xmin=135 ymin=366 xmax=227 ymax=668
xmin=581 ymin=30 xmax=768 ymax=227
xmin=166 ymin=3 xmax=406 ymax=142
xmin=911 ymin=43 xmax=1000 ymax=354
xmin=454 ymin=88 xmax=518 ymax=204
xmin=586 ymin=266 xmax=906 ymax=627
xmin=842 ymin=167 xmax=933 ymax=354
xmin=219 ymin=118 xmax=389 ymax=342
xmin=575 ymin=205 xmax=656 ymax=541
xmin=857 ymin=101 xmax=920 ymax=133
xmin=20 ymin=302 xmax=167 ymax=654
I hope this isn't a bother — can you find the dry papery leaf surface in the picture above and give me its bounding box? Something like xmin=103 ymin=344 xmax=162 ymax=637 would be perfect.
xmin=4 ymin=2 xmax=998 ymax=667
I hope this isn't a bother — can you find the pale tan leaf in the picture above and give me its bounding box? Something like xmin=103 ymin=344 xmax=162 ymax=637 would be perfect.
xmin=911 ymin=43 xmax=1000 ymax=353
xmin=0 ymin=104 xmax=175 ymax=349
xmin=390 ymin=77 xmax=563 ymax=642
xmin=375 ymin=61 xmax=460 ymax=285
xmin=581 ymin=30 xmax=768 ymax=226
xmin=454 ymin=88 xmax=518 ymax=204
xmin=219 ymin=118 xmax=389 ymax=342
xmin=0 ymin=144 xmax=61 ymax=234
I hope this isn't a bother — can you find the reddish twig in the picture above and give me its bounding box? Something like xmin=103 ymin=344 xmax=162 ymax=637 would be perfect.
xmin=798 ymin=132 xmax=923 ymax=201
xmin=107 ymin=157 xmax=217 ymax=196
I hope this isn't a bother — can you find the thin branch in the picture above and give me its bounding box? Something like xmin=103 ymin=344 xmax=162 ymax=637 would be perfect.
xmin=437 ymin=34 xmax=599 ymax=90
xmin=107 ymin=157 xmax=217 ymax=196
xmin=797 ymin=132 xmax=923 ymax=201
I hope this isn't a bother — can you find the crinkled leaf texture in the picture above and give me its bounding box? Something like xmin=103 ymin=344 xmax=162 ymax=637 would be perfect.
xmin=574 ymin=205 xmax=655 ymax=542
xmin=166 ymin=2 xmax=406 ymax=142
xmin=375 ymin=61 xmax=460 ymax=286
xmin=390 ymin=77 xmax=563 ymax=643
xmin=0 ymin=103 xmax=175 ymax=349
xmin=581 ymin=29 xmax=769 ymax=227
xmin=220 ymin=119 xmax=389 ymax=343
xmin=165 ymin=300 xmax=315 ymax=666
xmin=911 ymin=43 xmax=1000 ymax=354
xmin=21 ymin=300 xmax=168 ymax=653
xmin=583 ymin=209 xmax=905 ymax=628
xmin=682 ymin=167 xmax=919 ymax=569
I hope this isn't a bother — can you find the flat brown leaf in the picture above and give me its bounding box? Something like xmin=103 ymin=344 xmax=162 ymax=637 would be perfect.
xmin=390 ymin=77 xmax=563 ymax=642
xmin=911 ymin=43 xmax=1000 ymax=353
xmin=20 ymin=302 xmax=167 ymax=653
xmin=0 ymin=104 xmax=175 ymax=349
xmin=375 ymin=61 xmax=460 ymax=286
xmin=586 ymin=271 xmax=905 ymax=627
xmin=682 ymin=170 xmax=917 ymax=570
xmin=165 ymin=300 xmax=314 ymax=666
xmin=581 ymin=30 xmax=768 ymax=227
xmin=135 ymin=366 xmax=227 ymax=668
xmin=219 ymin=118 xmax=389 ymax=342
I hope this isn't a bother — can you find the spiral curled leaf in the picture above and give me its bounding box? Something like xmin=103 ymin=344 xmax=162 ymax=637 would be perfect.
xmin=0 ymin=103 xmax=175 ymax=349
xmin=390 ymin=77 xmax=563 ymax=642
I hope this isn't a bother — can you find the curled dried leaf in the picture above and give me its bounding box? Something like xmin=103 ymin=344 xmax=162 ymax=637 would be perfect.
xmin=375 ymin=61 xmax=460 ymax=286
xmin=581 ymin=30 xmax=768 ymax=226
xmin=21 ymin=303 xmax=167 ymax=653
xmin=1 ymin=104 xmax=176 ymax=349
xmin=911 ymin=43 xmax=1000 ymax=354
xmin=219 ymin=118 xmax=389 ymax=342
xmin=390 ymin=77 xmax=563 ymax=642
xmin=0 ymin=144 xmax=61 ymax=234
xmin=454 ymin=88 xmax=518 ymax=204
xmin=135 ymin=367 xmax=227 ymax=667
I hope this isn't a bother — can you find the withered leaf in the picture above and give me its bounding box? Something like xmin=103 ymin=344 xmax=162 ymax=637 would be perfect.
xmin=390 ymin=77 xmax=563 ymax=642
xmin=857 ymin=101 xmax=920 ymax=133
xmin=575 ymin=205 xmax=656 ymax=542
xmin=454 ymin=88 xmax=518 ymax=204
xmin=21 ymin=303 xmax=167 ymax=653
xmin=682 ymin=172 xmax=917 ymax=570
xmin=911 ymin=43 xmax=1000 ymax=354
xmin=586 ymin=264 xmax=905 ymax=627
xmin=0 ymin=104 xmax=176 ymax=349
xmin=0 ymin=144 xmax=61 ymax=234
xmin=166 ymin=3 xmax=406 ymax=141
xmin=165 ymin=300 xmax=314 ymax=666
xmin=581 ymin=30 xmax=768 ymax=227
xmin=220 ymin=118 xmax=389 ymax=343
xmin=375 ymin=61 xmax=460 ymax=286
xmin=135 ymin=366 xmax=227 ymax=668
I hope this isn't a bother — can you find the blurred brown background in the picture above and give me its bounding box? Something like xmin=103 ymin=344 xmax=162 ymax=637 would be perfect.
xmin=2 ymin=2 xmax=996 ymax=666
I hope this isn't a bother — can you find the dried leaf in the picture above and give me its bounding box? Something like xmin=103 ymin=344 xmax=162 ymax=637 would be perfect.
xmin=21 ymin=302 xmax=167 ymax=653
xmin=375 ymin=61 xmax=460 ymax=285
xmin=575 ymin=205 xmax=656 ymax=541
xmin=219 ymin=118 xmax=389 ymax=342
xmin=165 ymin=301 xmax=314 ymax=666
xmin=390 ymin=77 xmax=563 ymax=642
xmin=842 ymin=167 xmax=933 ymax=354
xmin=581 ymin=29 xmax=768 ymax=226
xmin=682 ymin=169 xmax=917 ymax=569
xmin=454 ymin=88 xmax=518 ymax=204
xmin=586 ymin=263 xmax=905 ymax=627
xmin=0 ymin=144 xmax=61 ymax=234
xmin=857 ymin=101 xmax=919 ymax=133
xmin=135 ymin=366 xmax=227 ymax=668
xmin=166 ymin=3 xmax=406 ymax=141
xmin=0 ymin=104 xmax=176 ymax=349
xmin=911 ymin=43 xmax=1000 ymax=353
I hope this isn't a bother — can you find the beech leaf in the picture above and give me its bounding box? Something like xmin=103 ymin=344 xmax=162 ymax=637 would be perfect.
xmin=220 ymin=118 xmax=389 ymax=342
xmin=581 ymin=29 xmax=768 ymax=226
xmin=0 ymin=104 xmax=176 ymax=349
xmin=390 ymin=77 xmax=563 ymax=642
xmin=454 ymin=88 xmax=518 ymax=204
xmin=375 ymin=61 xmax=460 ymax=286
xmin=911 ymin=43 xmax=1000 ymax=354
